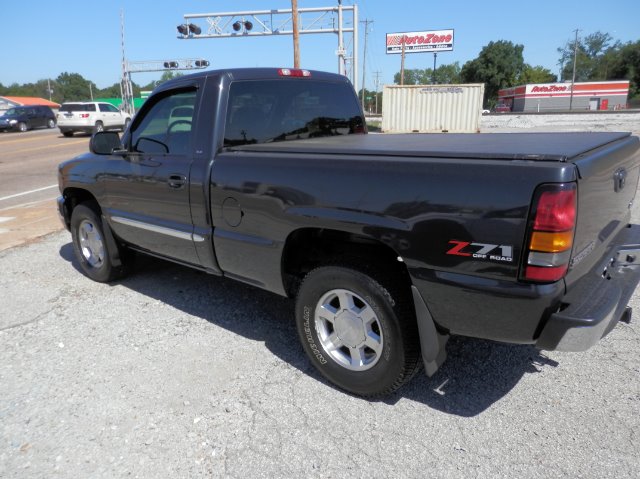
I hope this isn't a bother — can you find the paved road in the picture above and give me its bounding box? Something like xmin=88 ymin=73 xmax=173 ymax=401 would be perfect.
xmin=1 ymin=123 xmax=639 ymax=478
xmin=0 ymin=129 xmax=88 ymax=250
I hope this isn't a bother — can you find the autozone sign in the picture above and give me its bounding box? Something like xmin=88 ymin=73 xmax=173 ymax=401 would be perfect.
xmin=386 ymin=29 xmax=454 ymax=54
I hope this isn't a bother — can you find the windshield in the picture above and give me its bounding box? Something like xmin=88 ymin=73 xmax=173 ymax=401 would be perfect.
xmin=224 ymin=79 xmax=364 ymax=147
xmin=2 ymin=108 xmax=27 ymax=116
xmin=60 ymin=103 xmax=96 ymax=112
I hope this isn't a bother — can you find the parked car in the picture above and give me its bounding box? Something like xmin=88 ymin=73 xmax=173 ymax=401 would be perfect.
xmin=0 ymin=105 xmax=56 ymax=132
xmin=494 ymin=103 xmax=512 ymax=113
xmin=57 ymin=102 xmax=131 ymax=137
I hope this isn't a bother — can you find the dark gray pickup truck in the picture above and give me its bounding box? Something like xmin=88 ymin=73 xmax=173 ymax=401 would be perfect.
xmin=58 ymin=68 xmax=640 ymax=397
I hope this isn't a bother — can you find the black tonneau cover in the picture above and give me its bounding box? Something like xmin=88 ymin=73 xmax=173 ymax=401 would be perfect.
xmin=231 ymin=131 xmax=631 ymax=162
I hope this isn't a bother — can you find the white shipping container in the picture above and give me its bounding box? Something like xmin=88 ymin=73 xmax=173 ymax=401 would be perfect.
xmin=382 ymin=84 xmax=485 ymax=133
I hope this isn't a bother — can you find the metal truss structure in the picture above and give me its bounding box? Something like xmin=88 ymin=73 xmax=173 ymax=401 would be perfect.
xmin=119 ymin=59 xmax=210 ymax=114
xmin=177 ymin=5 xmax=359 ymax=91
xmin=127 ymin=59 xmax=210 ymax=73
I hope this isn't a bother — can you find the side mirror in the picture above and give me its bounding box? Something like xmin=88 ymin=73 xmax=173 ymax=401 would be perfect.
xmin=90 ymin=131 xmax=122 ymax=155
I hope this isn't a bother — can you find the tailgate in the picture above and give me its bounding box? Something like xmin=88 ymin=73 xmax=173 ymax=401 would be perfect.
xmin=566 ymin=134 xmax=640 ymax=287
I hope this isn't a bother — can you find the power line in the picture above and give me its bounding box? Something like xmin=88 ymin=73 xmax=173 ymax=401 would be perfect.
xmin=360 ymin=18 xmax=373 ymax=110
xmin=373 ymin=70 xmax=382 ymax=114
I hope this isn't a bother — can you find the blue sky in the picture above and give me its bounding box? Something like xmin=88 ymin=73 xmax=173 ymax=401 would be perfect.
xmin=1 ymin=0 xmax=638 ymax=90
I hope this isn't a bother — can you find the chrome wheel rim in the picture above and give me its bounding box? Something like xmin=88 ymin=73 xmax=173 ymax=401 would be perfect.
xmin=78 ymin=219 xmax=105 ymax=268
xmin=314 ymin=289 xmax=383 ymax=371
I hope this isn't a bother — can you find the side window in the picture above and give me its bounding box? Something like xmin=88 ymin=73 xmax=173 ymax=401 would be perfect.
xmin=130 ymin=89 xmax=196 ymax=156
xmin=99 ymin=104 xmax=110 ymax=112
xmin=87 ymin=104 xmax=96 ymax=112
xmin=106 ymin=104 xmax=119 ymax=113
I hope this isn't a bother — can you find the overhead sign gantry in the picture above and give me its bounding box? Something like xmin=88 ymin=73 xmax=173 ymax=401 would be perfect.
xmin=176 ymin=4 xmax=359 ymax=91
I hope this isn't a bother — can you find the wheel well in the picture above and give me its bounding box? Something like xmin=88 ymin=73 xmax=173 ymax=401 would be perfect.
xmin=62 ymin=188 xmax=99 ymax=220
xmin=282 ymin=228 xmax=412 ymax=298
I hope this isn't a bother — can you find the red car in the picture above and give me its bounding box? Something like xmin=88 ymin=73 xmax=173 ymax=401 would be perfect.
xmin=494 ymin=103 xmax=511 ymax=113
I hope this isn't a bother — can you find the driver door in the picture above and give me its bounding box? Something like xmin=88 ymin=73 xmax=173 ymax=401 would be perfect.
xmin=102 ymin=86 xmax=201 ymax=265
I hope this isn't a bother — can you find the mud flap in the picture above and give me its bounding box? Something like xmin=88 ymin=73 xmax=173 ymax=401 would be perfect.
xmin=101 ymin=214 xmax=123 ymax=268
xmin=411 ymin=286 xmax=448 ymax=376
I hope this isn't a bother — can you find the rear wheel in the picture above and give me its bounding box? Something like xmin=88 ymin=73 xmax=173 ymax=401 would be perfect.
xmin=295 ymin=265 xmax=421 ymax=397
xmin=62 ymin=131 xmax=74 ymax=137
xmin=70 ymin=203 xmax=129 ymax=282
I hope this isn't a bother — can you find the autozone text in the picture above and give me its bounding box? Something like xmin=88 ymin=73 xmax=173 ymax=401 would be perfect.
xmin=387 ymin=33 xmax=453 ymax=46
xmin=446 ymin=240 xmax=514 ymax=262
xmin=531 ymin=85 xmax=570 ymax=93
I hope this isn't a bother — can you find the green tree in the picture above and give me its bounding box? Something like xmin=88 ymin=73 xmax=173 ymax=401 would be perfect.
xmin=518 ymin=65 xmax=557 ymax=84
xmin=356 ymin=88 xmax=383 ymax=114
xmin=609 ymin=40 xmax=640 ymax=99
xmin=460 ymin=40 xmax=525 ymax=106
xmin=393 ymin=62 xmax=461 ymax=85
xmin=557 ymin=31 xmax=620 ymax=81
xmin=56 ymin=72 xmax=92 ymax=102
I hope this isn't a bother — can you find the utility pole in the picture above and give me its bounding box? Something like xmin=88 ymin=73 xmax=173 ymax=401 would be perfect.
xmin=400 ymin=38 xmax=406 ymax=85
xmin=360 ymin=19 xmax=373 ymax=111
xmin=432 ymin=52 xmax=437 ymax=84
xmin=569 ymin=28 xmax=579 ymax=111
xmin=373 ymin=70 xmax=382 ymax=114
xmin=292 ymin=0 xmax=300 ymax=67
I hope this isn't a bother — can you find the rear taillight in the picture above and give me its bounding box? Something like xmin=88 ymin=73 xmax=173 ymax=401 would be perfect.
xmin=278 ymin=68 xmax=311 ymax=77
xmin=523 ymin=183 xmax=577 ymax=283
xmin=80 ymin=114 xmax=90 ymax=118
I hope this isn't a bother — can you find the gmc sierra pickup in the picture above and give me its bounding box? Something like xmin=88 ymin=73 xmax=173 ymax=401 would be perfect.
xmin=58 ymin=68 xmax=640 ymax=397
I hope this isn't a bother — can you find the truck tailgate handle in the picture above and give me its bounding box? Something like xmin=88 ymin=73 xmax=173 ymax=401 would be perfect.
xmin=168 ymin=174 xmax=187 ymax=188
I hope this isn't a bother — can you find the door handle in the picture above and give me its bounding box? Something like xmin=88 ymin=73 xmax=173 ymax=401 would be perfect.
xmin=168 ymin=174 xmax=187 ymax=188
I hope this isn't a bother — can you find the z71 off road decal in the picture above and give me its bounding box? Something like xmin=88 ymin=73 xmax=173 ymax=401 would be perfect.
xmin=446 ymin=240 xmax=513 ymax=263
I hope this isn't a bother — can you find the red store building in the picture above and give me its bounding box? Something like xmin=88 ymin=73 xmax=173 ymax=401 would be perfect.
xmin=497 ymin=80 xmax=630 ymax=112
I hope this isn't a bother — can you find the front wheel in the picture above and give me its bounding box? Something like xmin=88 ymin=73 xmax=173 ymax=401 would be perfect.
xmin=295 ymin=266 xmax=421 ymax=397
xmin=17 ymin=122 xmax=28 ymax=132
xmin=47 ymin=119 xmax=56 ymax=128
xmin=70 ymin=203 xmax=129 ymax=282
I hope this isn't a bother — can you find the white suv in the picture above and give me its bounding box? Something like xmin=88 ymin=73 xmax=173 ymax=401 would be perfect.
xmin=57 ymin=102 xmax=131 ymax=137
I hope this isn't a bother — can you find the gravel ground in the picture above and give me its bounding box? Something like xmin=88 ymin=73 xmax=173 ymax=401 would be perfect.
xmin=481 ymin=111 xmax=640 ymax=135
xmin=1 ymin=114 xmax=640 ymax=478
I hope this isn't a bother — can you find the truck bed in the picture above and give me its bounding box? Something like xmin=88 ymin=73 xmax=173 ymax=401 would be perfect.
xmin=231 ymin=131 xmax=631 ymax=162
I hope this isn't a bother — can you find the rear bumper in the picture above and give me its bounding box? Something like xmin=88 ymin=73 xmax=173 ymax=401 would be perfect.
xmin=536 ymin=224 xmax=640 ymax=351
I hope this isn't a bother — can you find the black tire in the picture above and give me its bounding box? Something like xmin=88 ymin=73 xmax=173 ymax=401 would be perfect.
xmin=94 ymin=121 xmax=104 ymax=133
xmin=295 ymin=266 xmax=421 ymax=398
xmin=62 ymin=131 xmax=74 ymax=137
xmin=17 ymin=122 xmax=28 ymax=132
xmin=70 ymin=203 xmax=128 ymax=282
xmin=47 ymin=119 xmax=56 ymax=128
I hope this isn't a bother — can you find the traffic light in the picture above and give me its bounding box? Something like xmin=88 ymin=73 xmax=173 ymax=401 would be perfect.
xmin=232 ymin=20 xmax=253 ymax=32
xmin=177 ymin=23 xmax=201 ymax=35
xmin=195 ymin=60 xmax=210 ymax=68
xmin=163 ymin=61 xmax=179 ymax=69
